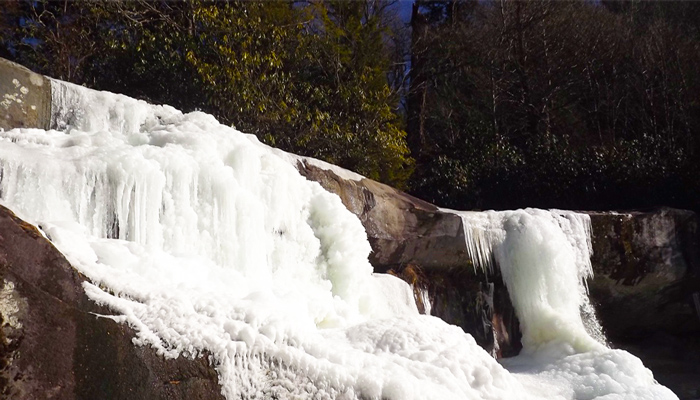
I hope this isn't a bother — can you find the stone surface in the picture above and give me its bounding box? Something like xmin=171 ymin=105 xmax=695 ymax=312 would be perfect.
xmin=296 ymin=162 xmax=525 ymax=356
xmin=586 ymin=208 xmax=700 ymax=339
xmin=296 ymin=162 xmax=521 ymax=355
xmin=0 ymin=58 xmax=51 ymax=131
xmin=296 ymin=161 xmax=469 ymax=269
xmin=387 ymin=263 xmax=521 ymax=358
xmin=0 ymin=205 xmax=224 ymax=400
xmin=586 ymin=208 xmax=700 ymax=400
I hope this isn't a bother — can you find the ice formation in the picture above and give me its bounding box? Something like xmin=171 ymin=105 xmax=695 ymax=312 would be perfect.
xmin=456 ymin=209 xmax=606 ymax=348
xmin=0 ymin=79 xmax=677 ymax=399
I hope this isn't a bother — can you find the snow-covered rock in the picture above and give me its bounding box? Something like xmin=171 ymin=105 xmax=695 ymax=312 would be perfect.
xmin=0 ymin=205 xmax=224 ymax=400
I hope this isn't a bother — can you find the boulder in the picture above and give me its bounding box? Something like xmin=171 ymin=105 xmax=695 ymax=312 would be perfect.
xmin=297 ymin=162 xmax=519 ymax=355
xmin=0 ymin=205 xmax=223 ymax=400
xmin=0 ymin=58 xmax=51 ymax=131
xmin=296 ymin=161 xmax=523 ymax=356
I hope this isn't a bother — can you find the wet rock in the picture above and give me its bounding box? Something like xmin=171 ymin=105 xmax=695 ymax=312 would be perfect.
xmin=586 ymin=208 xmax=700 ymax=400
xmin=296 ymin=162 xmax=523 ymax=356
xmin=386 ymin=263 xmax=521 ymax=358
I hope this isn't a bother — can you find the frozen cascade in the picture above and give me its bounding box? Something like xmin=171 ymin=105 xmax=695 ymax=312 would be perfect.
xmin=456 ymin=210 xmax=606 ymax=347
xmin=418 ymin=286 xmax=432 ymax=316
xmin=0 ymin=78 xmax=677 ymax=399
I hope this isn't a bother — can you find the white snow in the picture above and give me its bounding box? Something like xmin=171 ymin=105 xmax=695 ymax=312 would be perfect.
xmin=277 ymin=151 xmax=366 ymax=182
xmin=0 ymin=79 xmax=677 ymax=399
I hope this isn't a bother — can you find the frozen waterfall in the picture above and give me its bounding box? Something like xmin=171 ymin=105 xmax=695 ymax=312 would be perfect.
xmin=0 ymin=79 xmax=677 ymax=399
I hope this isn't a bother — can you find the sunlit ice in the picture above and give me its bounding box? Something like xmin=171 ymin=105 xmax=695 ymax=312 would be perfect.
xmin=0 ymin=79 xmax=677 ymax=399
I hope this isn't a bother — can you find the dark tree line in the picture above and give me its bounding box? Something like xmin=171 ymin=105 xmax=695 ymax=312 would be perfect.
xmin=2 ymin=0 xmax=699 ymax=211
xmin=407 ymin=0 xmax=700 ymax=212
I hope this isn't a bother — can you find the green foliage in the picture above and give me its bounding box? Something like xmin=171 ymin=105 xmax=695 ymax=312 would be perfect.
xmin=294 ymin=1 xmax=412 ymax=183
xmin=0 ymin=0 xmax=412 ymax=187
xmin=187 ymin=0 xmax=412 ymax=185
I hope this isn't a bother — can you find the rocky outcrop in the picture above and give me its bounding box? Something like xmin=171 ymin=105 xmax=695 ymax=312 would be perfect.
xmin=587 ymin=208 xmax=700 ymax=400
xmin=298 ymin=163 xmax=700 ymax=329
xmin=297 ymin=162 xmax=522 ymax=357
xmin=297 ymin=161 xmax=469 ymax=270
xmin=587 ymin=208 xmax=700 ymax=338
xmin=0 ymin=58 xmax=51 ymax=131
xmin=296 ymin=162 xmax=523 ymax=356
xmin=0 ymin=206 xmax=224 ymax=400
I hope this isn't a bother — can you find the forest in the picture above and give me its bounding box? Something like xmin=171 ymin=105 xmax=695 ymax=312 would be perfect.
xmin=2 ymin=0 xmax=699 ymax=212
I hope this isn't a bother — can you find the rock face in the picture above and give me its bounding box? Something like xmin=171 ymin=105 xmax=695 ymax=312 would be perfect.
xmin=297 ymin=162 xmax=525 ymax=356
xmin=0 ymin=206 xmax=223 ymax=400
xmin=587 ymin=208 xmax=700 ymax=338
xmin=587 ymin=208 xmax=700 ymax=400
xmin=0 ymin=58 xmax=51 ymax=131
xmin=297 ymin=161 xmax=469 ymax=270
xmin=297 ymin=162 xmax=523 ymax=357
